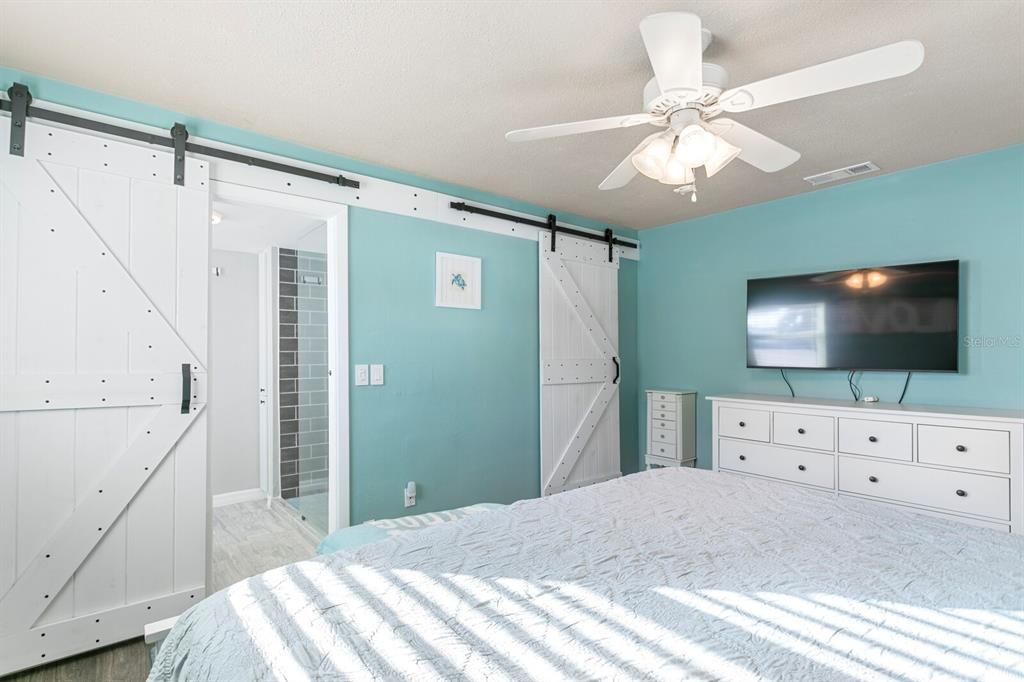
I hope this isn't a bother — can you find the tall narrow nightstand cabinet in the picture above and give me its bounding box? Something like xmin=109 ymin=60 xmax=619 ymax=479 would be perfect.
xmin=645 ymin=389 xmax=697 ymax=468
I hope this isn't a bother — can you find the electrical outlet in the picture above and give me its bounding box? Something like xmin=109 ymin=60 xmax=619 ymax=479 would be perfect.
xmin=370 ymin=364 xmax=385 ymax=386
xmin=404 ymin=481 xmax=416 ymax=508
xmin=354 ymin=364 xmax=369 ymax=386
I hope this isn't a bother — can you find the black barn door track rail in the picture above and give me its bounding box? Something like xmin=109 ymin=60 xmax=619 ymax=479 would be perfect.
xmin=1 ymin=83 xmax=360 ymax=190
xmin=449 ymin=201 xmax=637 ymax=262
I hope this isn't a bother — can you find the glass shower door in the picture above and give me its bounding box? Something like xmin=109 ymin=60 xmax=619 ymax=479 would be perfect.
xmin=279 ymin=245 xmax=330 ymax=535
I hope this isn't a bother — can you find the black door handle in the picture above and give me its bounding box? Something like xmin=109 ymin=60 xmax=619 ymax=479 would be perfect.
xmin=612 ymin=356 xmax=619 ymax=385
xmin=180 ymin=363 xmax=192 ymax=414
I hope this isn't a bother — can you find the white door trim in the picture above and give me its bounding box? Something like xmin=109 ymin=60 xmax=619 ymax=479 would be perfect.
xmin=210 ymin=181 xmax=350 ymax=531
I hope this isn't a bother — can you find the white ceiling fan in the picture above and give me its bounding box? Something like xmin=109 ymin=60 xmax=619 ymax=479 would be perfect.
xmin=506 ymin=12 xmax=924 ymax=200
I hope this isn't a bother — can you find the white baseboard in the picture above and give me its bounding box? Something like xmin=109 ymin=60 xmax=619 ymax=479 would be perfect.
xmin=212 ymin=488 xmax=267 ymax=508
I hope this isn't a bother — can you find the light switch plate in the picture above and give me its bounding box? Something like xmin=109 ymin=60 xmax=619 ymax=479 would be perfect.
xmin=354 ymin=364 xmax=369 ymax=386
xmin=370 ymin=364 xmax=385 ymax=386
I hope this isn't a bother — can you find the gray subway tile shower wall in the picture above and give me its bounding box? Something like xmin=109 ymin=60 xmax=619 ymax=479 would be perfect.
xmin=278 ymin=248 xmax=329 ymax=500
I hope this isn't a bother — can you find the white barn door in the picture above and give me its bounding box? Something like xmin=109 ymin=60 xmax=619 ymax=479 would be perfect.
xmin=0 ymin=119 xmax=209 ymax=674
xmin=539 ymin=234 xmax=620 ymax=495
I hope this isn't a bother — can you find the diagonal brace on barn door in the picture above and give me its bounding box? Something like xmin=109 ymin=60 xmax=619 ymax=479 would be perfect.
xmin=0 ymin=151 xmax=205 ymax=370
xmin=541 ymin=249 xmax=617 ymax=359
xmin=0 ymin=404 xmax=200 ymax=633
xmin=543 ymin=380 xmax=617 ymax=495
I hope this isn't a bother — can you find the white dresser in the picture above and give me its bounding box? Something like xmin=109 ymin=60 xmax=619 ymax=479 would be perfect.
xmin=645 ymin=389 xmax=696 ymax=468
xmin=709 ymin=394 xmax=1024 ymax=533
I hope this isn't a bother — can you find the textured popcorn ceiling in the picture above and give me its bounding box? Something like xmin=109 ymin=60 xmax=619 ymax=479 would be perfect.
xmin=1 ymin=1 xmax=1021 ymax=229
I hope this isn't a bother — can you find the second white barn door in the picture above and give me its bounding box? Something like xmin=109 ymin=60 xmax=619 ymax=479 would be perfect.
xmin=539 ymin=234 xmax=620 ymax=496
xmin=0 ymin=118 xmax=209 ymax=674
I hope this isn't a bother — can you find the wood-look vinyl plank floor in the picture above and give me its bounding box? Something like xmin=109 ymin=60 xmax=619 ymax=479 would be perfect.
xmin=3 ymin=500 xmax=319 ymax=682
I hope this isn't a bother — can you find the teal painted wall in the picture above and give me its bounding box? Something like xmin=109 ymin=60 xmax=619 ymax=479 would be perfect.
xmin=349 ymin=209 xmax=640 ymax=522
xmin=618 ymin=259 xmax=641 ymax=475
xmin=348 ymin=209 xmax=539 ymax=521
xmin=0 ymin=67 xmax=641 ymax=522
xmin=638 ymin=146 xmax=1024 ymax=469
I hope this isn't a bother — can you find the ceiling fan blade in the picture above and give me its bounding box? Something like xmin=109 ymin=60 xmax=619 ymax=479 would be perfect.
xmin=505 ymin=113 xmax=656 ymax=142
xmin=598 ymin=132 xmax=663 ymax=190
xmin=707 ymin=119 xmax=800 ymax=172
xmin=717 ymin=40 xmax=924 ymax=113
xmin=640 ymin=12 xmax=703 ymax=97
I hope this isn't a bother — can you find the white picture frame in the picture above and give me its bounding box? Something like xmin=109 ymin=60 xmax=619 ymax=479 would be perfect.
xmin=435 ymin=252 xmax=481 ymax=309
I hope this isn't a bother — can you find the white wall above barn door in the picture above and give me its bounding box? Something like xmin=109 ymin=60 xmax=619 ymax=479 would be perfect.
xmin=539 ymin=234 xmax=621 ymax=496
xmin=0 ymin=118 xmax=209 ymax=675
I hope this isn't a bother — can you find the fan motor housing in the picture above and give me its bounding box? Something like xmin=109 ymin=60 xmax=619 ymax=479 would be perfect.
xmin=643 ymin=63 xmax=728 ymax=116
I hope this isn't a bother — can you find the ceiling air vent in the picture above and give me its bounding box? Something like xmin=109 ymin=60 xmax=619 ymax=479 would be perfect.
xmin=803 ymin=162 xmax=879 ymax=186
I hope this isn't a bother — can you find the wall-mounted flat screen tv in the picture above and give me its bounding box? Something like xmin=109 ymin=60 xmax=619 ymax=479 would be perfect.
xmin=747 ymin=260 xmax=959 ymax=371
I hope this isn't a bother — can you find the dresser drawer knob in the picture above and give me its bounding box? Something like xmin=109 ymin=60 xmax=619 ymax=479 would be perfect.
xmin=739 ymin=455 xmax=747 ymax=461
xmin=868 ymin=436 xmax=878 ymax=443
xmin=797 ymin=464 xmax=806 ymax=471
xmin=956 ymin=489 xmax=967 ymax=497
xmin=738 ymin=421 xmax=746 ymax=427
xmin=797 ymin=428 xmax=806 ymax=434
xmin=868 ymin=475 xmax=878 ymax=483
xmin=955 ymin=444 xmax=966 ymax=452
xmin=659 ymin=434 xmax=665 ymax=439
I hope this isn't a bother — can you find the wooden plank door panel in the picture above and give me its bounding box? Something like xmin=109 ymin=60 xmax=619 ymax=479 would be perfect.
xmin=0 ymin=118 xmax=209 ymax=674
xmin=539 ymin=235 xmax=620 ymax=495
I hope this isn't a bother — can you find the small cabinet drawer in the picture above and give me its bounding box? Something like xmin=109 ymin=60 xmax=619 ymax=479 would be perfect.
xmin=651 ymin=419 xmax=674 ymax=431
xmin=719 ymin=440 xmax=834 ymax=489
xmin=652 ymin=409 xmax=676 ymax=421
xmin=718 ymin=406 xmax=769 ymax=442
xmin=652 ymin=427 xmax=676 ymax=444
xmin=839 ymin=418 xmax=912 ymax=461
xmin=839 ymin=456 xmax=1010 ymax=520
xmin=650 ymin=392 xmax=678 ymax=403
xmin=650 ymin=441 xmax=675 ymax=458
xmin=773 ymin=412 xmax=834 ymax=451
xmin=918 ymin=425 xmax=1011 ymax=474
xmin=652 ymin=401 xmax=677 ymax=413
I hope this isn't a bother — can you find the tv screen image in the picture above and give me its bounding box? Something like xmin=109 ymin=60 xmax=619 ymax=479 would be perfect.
xmin=747 ymin=260 xmax=959 ymax=371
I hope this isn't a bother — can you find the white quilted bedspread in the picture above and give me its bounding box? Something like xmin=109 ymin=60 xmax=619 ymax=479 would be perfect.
xmin=149 ymin=468 xmax=1024 ymax=681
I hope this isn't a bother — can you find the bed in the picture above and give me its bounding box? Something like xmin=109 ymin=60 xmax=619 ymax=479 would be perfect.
xmin=148 ymin=468 xmax=1024 ymax=681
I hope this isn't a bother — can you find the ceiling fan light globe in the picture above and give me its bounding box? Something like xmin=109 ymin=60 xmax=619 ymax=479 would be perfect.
xmin=704 ymin=137 xmax=742 ymax=178
xmin=631 ymin=136 xmax=672 ymax=179
xmin=675 ymin=124 xmax=718 ymax=167
xmin=659 ymin=159 xmax=694 ymax=185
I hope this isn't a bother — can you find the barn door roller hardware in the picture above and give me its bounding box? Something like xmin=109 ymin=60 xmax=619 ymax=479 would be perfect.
xmin=449 ymin=201 xmax=637 ymax=261
xmin=1 ymin=83 xmax=360 ymax=189
xmin=7 ymin=83 xmax=30 ymax=156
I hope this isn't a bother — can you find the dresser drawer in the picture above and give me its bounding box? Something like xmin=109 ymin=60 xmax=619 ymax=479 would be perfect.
xmin=839 ymin=456 xmax=1010 ymax=520
xmin=652 ymin=400 xmax=677 ymax=414
xmin=773 ymin=412 xmax=834 ymax=451
xmin=651 ymin=427 xmax=676 ymax=444
xmin=918 ymin=425 xmax=1011 ymax=474
xmin=652 ymin=409 xmax=676 ymax=421
xmin=718 ymin=406 xmax=770 ymax=442
xmin=650 ymin=391 xmax=679 ymax=403
xmin=720 ymin=440 xmax=834 ymax=489
xmin=651 ymin=418 xmax=675 ymax=431
xmin=649 ymin=441 xmax=675 ymax=458
xmin=838 ymin=418 xmax=912 ymax=461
